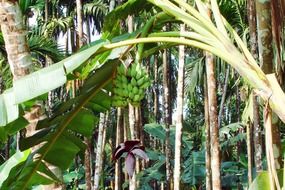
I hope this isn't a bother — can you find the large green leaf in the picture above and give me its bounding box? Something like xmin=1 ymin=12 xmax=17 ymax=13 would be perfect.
xmin=0 ymin=149 xmax=31 ymax=187
xmin=182 ymin=151 xmax=206 ymax=185
xmin=249 ymin=170 xmax=283 ymax=190
xmin=67 ymin=109 xmax=98 ymax=137
xmin=2 ymin=60 xmax=117 ymax=189
xmin=38 ymin=135 xmax=80 ymax=170
xmin=102 ymin=0 xmax=151 ymax=39
xmin=0 ymin=40 xmax=107 ymax=127
xmin=144 ymin=123 xmax=193 ymax=149
xmin=0 ymin=117 xmax=29 ymax=143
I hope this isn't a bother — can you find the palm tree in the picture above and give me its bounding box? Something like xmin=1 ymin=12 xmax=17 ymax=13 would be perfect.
xmin=173 ymin=22 xmax=185 ymax=189
xmin=256 ymin=0 xmax=282 ymax=171
xmin=0 ymin=0 xmax=31 ymax=79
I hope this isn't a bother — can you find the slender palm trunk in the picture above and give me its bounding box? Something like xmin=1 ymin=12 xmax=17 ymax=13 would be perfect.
xmin=205 ymin=53 xmax=221 ymax=189
xmin=253 ymin=93 xmax=262 ymax=172
xmin=115 ymin=108 xmax=124 ymax=190
xmin=247 ymin=122 xmax=253 ymax=184
xmin=76 ymin=0 xmax=84 ymax=48
xmin=94 ymin=113 xmax=106 ymax=190
xmin=128 ymin=104 xmax=137 ymax=190
xmin=85 ymin=138 xmax=92 ymax=190
xmin=153 ymin=55 xmax=159 ymax=123
xmin=173 ymin=23 xmax=185 ymax=190
xmin=256 ymin=0 xmax=282 ymax=169
xmin=204 ymin=74 xmax=212 ymax=190
xmin=218 ymin=65 xmax=230 ymax=126
xmin=163 ymin=44 xmax=172 ymax=190
xmin=248 ymin=0 xmax=263 ymax=173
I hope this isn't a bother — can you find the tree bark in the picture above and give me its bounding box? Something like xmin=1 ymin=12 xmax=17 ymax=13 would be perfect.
xmin=173 ymin=23 xmax=185 ymax=190
xmin=128 ymin=104 xmax=137 ymax=190
xmin=256 ymin=0 xmax=282 ymax=169
xmin=218 ymin=65 xmax=230 ymax=127
xmin=204 ymin=74 xmax=212 ymax=190
xmin=84 ymin=138 xmax=92 ymax=190
xmin=153 ymin=55 xmax=159 ymax=123
xmin=205 ymin=53 xmax=221 ymax=189
xmin=247 ymin=122 xmax=253 ymax=184
xmin=76 ymin=0 xmax=84 ymax=48
xmin=115 ymin=108 xmax=124 ymax=190
xmin=94 ymin=113 xmax=106 ymax=190
xmin=248 ymin=0 xmax=263 ymax=173
xmin=163 ymin=46 xmax=172 ymax=190
xmin=0 ymin=0 xmax=31 ymax=79
xmin=253 ymin=93 xmax=263 ymax=172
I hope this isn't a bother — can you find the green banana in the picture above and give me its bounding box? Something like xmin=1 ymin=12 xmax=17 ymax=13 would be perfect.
xmin=127 ymin=83 xmax=133 ymax=92
xmin=140 ymin=81 xmax=150 ymax=89
xmin=117 ymin=65 xmax=124 ymax=75
xmin=121 ymin=75 xmax=128 ymax=84
xmin=131 ymin=78 xmax=137 ymax=86
xmin=137 ymin=76 xmax=145 ymax=86
xmin=122 ymin=83 xmax=128 ymax=90
xmin=130 ymin=64 xmax=137 ymax=77
xmin=129 ymin=91 xmax=135 ymax=99
xmin=133 ymin=94 xmax=140 ymax=102
xmin=132 ymin=86 xmax=139 ymax=94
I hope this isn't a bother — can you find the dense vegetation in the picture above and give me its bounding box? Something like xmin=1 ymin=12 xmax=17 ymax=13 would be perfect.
xmin=0 ymin=0 xmax=284 ymax=189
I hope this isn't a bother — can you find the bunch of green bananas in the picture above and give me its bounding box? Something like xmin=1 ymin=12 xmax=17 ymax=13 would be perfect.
xmin=112 ymin=63 xmax=151 ymax=107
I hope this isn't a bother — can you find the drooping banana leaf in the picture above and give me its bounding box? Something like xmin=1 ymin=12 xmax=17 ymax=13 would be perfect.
xmin=0 ymin=149 xmax=31 ymax=187
xmin=1 ymin=60 xmax=117 ymax=189
xmin=0 ymin=40 xmax=108 ymax=127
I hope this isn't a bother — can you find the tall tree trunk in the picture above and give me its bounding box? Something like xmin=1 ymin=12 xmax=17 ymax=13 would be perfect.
xmin=153 ymin=55 xmax=159 ymax=123
xmin=162 ymin=41 xmax=172 ymax=190
xmin=127 ymin=14 xmax=137 ymax=190
xmin=205 ymin=53 xmax=221 ymax=189
xmin=0 ymin=1 xmax=31 ymax=79
xmin=85 ymin=138 xmax=92 ymax=190
xmin=94 ymin=113 xmax=106 ymax=190
xmin=204 ymin=74 xmax=212 ymax=190
xmin=173 ymin=23 xmax=185 ymax=190
xmin=128 ymin=104 xmax=137 ymax=190
xmin=218 ymin=65 xmax=230 ymax=127
xmin=256 ymin=0 xmax=282 ymax=169
xmin=115 ymin=108 xmax=124 ymax=190
xmin=76 ymin=0 xmax=84 ymax=48
xmin=253 ymin=93 xmax=263 ymax=172
xmin=247 ymin=122 xmax=253 ymax=184
xmin=248 ymin=0 xmax=263 ymax=173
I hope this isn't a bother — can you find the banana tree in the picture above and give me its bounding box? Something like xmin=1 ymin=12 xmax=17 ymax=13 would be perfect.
xmin=2 ymin=0 xmax=285 ymax=189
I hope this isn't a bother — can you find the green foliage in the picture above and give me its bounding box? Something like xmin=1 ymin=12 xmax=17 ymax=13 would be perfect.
xmin=28 ymin=32 xmax=64 ymax=64
xmin=84 ymin=0 xmax=108 ymax=33
xmin=184 ymin=56 xmax=205 ymax=97
xmin=0 ymin=117 xmax=29 ymax=143
xmin=19 ymin=0 xmax=44 ymax=16
xmin=1 ymin=60 xmax=117 ymax=189
xmin=0 ymin=40 xmax=107 ymax=126
xmin=102 ymin=0 xmax=151 ymax=39
xmin=249 ymin=170 xmax=284 ymax=190
xmin=182 ymin=151 xmax=205 ymax=185
xmin=0 ymin=149 xmax=31 ymax=187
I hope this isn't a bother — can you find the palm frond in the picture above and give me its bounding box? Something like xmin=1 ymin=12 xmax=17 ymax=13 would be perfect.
xmin=28 ymin=33 xmax=64 ymax=64
xmin=84 ymin=0 xmax=108 ymax=33
xmin=218 ymin=0 xmax=247 ymax=33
